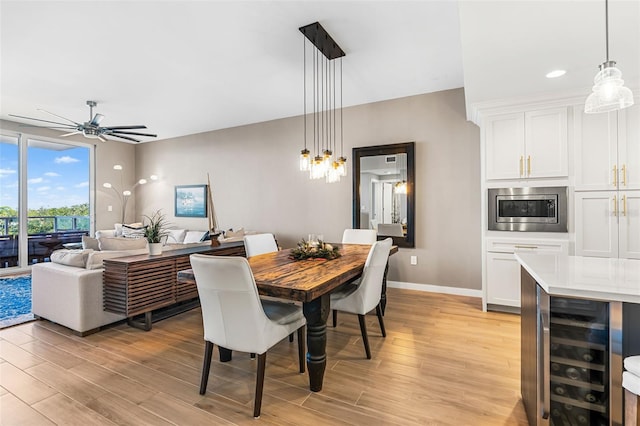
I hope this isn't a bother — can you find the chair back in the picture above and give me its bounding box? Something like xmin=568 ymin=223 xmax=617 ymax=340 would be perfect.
xmin=190 ymin=254 xmax=275 ymax=353
xmin=342 ymin=229 xmax=377 ymax=245
xmin=377 ymin=223 xmax=404 ymax=237
xmin=243 ymin=233 xmax=278 ymax=258
xmin=349 ymin=238 xmax=393 ymax=313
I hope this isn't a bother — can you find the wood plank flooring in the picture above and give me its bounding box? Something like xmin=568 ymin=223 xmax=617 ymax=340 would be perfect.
xmin=0 ymin=289 xmax=529 ymax=425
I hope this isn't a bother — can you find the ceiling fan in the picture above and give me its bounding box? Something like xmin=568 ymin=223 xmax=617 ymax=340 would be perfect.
xmin=9 ymin=100 xmax=157 ymax=143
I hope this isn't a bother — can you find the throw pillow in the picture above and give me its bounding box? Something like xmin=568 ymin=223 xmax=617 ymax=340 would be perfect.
xmin=167 ymin=229 xmax=187 ymax=244
xmin=122 ymin=224 xmax=147 ymax=239
xmin=184 ymin=230 xmax=208 ymax=244
xmin=98 ymin=236 xmax=148 ymax=251
xmin=82 ymin=235 xmax=100 ymax=250
xmin=50 ymin=249 xmax=93 ymax=268
xmin=225 ymin=228 xmax=245 ymax=238
xmin=95 ymin=229 xmax=116 ymax=239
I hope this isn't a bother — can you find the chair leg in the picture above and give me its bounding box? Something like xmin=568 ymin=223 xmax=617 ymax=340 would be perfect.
xmin=254 ymin=353 xmax=267 ymax=418
xmin=332 ymin=309 xmax=337 ymax=327
xmin=250 ymin=353 xmax=256 ymax=359
xmin=297 ymin=326 xmax=306 ymax=373
xmin=289 ymin=333 xmax=294 ymax=342
xmin=199 ymin=341 xmax=214 ymax=395
xmin=357 ymin=314 xmax=371 ymax=359
xmin=376 ymin=304 xmax=386 ymax=337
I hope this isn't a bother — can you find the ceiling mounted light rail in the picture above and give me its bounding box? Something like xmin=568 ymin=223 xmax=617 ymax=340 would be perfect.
xmin=584 ymin=0 xmax=634 ymax=113
xmin=299 ymin=22 xmax=347 ymax=183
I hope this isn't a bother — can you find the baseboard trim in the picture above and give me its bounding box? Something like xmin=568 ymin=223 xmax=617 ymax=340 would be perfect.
xmin=387 ymin=281 xmax=482 ymax=298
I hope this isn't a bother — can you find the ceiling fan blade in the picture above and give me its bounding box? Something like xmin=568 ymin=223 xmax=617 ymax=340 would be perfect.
xmin=37 ymin=109 xmax=81 ymax=126
xmin=90 ymin=113 xmax=104 ymax=126
xmin=60 ymin=131 xmax=82 ymax=137
xmin=8 ymin=114 xmax=77 ymax=127
xmin=104 ymin=125 xmax=147 ymax=130
xmin=109 ymin=130 xmax=157 ymax=137
xmin=107 ymin=133 xmax=141 ymax=143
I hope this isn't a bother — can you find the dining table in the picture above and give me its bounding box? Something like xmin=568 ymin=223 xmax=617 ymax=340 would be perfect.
xmin=177 ymin=242 xmax=397 ymax=392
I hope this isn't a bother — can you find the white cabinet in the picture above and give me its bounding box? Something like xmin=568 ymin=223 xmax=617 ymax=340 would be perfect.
xmin=485 ymin=107 xmax=568 ymax=180
xmin=575 ymin=191 xmax=640 ymax=259
xmin=574 ymin=104 xmax=640 ymax=191
xmin=485 ymin=238 xmax=569 ymax=309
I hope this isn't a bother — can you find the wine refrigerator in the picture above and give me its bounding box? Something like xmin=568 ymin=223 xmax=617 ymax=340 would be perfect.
xmin=521 ymin=269 xmax=623 ymax=426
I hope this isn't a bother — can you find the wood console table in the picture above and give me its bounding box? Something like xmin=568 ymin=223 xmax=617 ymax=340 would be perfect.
xmin=103 ymin=241 xmax=245 ymax=330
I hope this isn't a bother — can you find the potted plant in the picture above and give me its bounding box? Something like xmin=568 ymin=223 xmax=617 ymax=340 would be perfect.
xmin=143 ymin=210 xmax=170 ymax=255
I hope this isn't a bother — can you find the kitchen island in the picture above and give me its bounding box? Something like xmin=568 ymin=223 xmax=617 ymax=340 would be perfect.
xmin=516 ymin=253 xmax=640 ymax=426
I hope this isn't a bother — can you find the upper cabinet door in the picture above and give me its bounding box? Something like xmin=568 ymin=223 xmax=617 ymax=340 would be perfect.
xmin=618 ymin=191 xmax=640 ymax=260
xmin=574 ymin=107 xmax=618 ymax=191
xmin=524 ymin=108 xmax=568 ymax=178
xmin=485 ymin=113 xmax=525 ymax=180
xmin=618 ymin=104 xmax=640 ymax=190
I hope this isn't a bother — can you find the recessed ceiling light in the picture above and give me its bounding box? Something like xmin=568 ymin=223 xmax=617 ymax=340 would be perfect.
xmin=546 ymin=70 xmax=566 ymax=78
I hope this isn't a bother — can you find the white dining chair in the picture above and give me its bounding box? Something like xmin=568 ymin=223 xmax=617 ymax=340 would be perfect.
xmin=190 ymin=254 xmax=306 ymax=418
xmin=330 ymin=238 xmax=393 ymax=359
xmin=377 ymin=223 xmax=404 ymax=237
xmin=342 ymin=229 xmax=377 ymax=245
xmin=243 ymin=233 xmax=278 ymax=258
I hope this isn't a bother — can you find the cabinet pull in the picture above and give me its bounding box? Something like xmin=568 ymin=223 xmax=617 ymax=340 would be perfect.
xmin=613 ymin=164 xmax=618 ymax=187
xmin=527 ymin=155 xmax=531 ymax=176
xmin=519 ymin=156 xmax=524 ymax=177
xmin=623 ymin=195 xmax=627 ymax=216
xmin=515 ymin=245 xmax=538 ymax=249
xmin=622 ymin=164 xmax=627 ymax=187
xmin=613 ymin=195 xmax=618 ymax=216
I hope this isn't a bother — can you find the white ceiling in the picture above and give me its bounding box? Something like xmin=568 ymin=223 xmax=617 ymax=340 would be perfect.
xmin=1 ymin=1 xmax=638 ymax=143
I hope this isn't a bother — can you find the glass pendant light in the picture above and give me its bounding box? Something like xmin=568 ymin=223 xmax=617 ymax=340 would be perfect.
xmin=300 ymin=149 xmax=311 ymax=171
xmin=585 ymin=0 xmax=634 ymax=113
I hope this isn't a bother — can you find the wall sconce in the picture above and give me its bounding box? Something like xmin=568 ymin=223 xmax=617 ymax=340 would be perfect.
xmin=103 ymin=164 xmax=158 ymax=223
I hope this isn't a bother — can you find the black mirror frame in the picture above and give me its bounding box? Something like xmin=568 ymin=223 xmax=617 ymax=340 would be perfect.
xmin=352 ymin=142 xmax=415 ymax=248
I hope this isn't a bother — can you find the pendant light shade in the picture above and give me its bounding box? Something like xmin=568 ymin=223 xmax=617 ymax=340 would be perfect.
xmin=584 ymin=0 xmax=634 ymax=114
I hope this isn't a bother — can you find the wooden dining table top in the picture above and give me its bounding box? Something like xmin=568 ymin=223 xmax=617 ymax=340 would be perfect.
xmin=177 ymin=243 xmax=398 ymax=303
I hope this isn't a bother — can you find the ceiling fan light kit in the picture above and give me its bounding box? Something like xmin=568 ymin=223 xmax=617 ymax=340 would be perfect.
xmin=9 ymin=100 xmax=157 ymax=143
xmin=584 ymin=0 xmax=634 ymax=114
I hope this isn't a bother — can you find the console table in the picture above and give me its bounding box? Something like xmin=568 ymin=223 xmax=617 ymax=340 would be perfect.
xmin=103 ymin=241 xmax=245 ymax=330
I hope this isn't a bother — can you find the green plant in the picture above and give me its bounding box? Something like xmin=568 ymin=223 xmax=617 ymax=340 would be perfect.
xmin=143 ymin=210 xmax=170 ymax=243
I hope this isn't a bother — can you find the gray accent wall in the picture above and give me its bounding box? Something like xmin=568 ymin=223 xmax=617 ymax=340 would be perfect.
xmin=134 ymin=88 xmax=482 ymax=291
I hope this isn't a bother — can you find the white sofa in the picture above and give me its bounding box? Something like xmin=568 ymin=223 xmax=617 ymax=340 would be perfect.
xmin=31 ymin=237 xmax=148 ymax=336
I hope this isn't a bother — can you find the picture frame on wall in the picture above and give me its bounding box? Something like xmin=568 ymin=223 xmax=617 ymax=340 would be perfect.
xmin=175 ymin=185 xmax=208 ymax=218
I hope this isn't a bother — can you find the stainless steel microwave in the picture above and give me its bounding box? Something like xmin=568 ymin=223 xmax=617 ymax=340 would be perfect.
xmin=488 ymin=187 xmax=568 ymax=232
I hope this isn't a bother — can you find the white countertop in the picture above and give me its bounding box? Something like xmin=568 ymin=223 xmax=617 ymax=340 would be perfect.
xmin=515 ymin=253 xmax=640 ymax=303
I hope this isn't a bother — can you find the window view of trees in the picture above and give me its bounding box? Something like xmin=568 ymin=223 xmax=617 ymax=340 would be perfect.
xmin=0 ymin=204 xmax=89 ymax=235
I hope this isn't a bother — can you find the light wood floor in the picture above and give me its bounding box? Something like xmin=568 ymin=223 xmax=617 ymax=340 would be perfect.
xmin=0 ymin=289 xmax=529 ymax=425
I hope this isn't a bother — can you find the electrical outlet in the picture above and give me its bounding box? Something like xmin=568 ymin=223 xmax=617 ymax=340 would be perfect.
xmin=410 ymin=256 xmax=417 ymax=265
xmin=108 ymin=205 xmax=113 ymax=212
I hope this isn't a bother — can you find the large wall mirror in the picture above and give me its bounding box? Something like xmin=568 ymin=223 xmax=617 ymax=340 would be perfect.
xmin=353 ymin=142 xmax=415 ymax=248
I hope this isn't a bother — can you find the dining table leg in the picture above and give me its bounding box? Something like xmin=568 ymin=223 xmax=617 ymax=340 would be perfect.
xmin=302 ymin=294 xmax=330 ymax=392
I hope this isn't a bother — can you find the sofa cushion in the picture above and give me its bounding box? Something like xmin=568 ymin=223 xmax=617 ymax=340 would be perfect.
xmin=95 ymin=229 xmax=116 ymax=239
xmin=86 ymin=248 xmax=149 ymax=269
xmin=82 ymin=235 xmax=100 ymax=250
xmin=167 ymin=229 xmax=187 ymax=244
xmin=98 ymin=236 xmax=148 ymax=251
xmin=184 ymin=230 xmax=209 ymax=244
xmin=50 ymin=249 xmax=93 ymax=268
xmin=225 ymin=228 xmax=245 ymax=238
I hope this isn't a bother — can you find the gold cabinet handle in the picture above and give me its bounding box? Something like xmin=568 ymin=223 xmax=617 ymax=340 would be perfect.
xmin=622 ymin=164 xmax=627 ymax=187
xmin=527 ymin=155 xmax=531 ymax=176
xmin=519 ymin=156 xmax=524 ymax=177
xmin=613 ymin=165 xmax=618 ymax=187
xmin=613 ymin=195 xmax=618 ymax=216
xmin=622 ymin=195 xmax=627 ymax=216
xmin=515 ymin=245 xmax=539 ymax=249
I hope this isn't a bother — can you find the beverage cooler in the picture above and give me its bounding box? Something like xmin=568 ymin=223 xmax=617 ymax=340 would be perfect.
xmin=521 ymin=270 xmax=623 ymax=426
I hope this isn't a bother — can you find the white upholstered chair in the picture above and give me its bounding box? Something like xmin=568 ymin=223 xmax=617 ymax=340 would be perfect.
xmin=243 ymin=233 xmax=278 ymax=258
xmin=377 ymin=223 xmax=404 ymax=237
xmin=624 ymin=356 xmax=640 ymax=426
xmin=342 ymin=229 xmax=377 ymax=245
xmin=190 ymin=254 xmax=306 ymax=418
xmin=330 ymin=238 xmax=393 ymax=359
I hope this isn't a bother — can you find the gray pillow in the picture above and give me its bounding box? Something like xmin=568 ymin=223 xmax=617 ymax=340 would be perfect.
xmin=82 ymin=235 xmax=100 ymax=250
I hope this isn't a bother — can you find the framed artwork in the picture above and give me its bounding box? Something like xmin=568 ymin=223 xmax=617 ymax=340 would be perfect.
xmin=175 ymin=185 xmax=207 ymax=217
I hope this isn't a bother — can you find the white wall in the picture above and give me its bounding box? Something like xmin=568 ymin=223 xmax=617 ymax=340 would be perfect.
xmin=135 ymin=88 xmax=482 ymax=290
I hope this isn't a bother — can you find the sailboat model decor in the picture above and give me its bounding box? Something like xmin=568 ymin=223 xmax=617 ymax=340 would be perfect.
xmin=207 ymin=173 xmax=222 ymax=246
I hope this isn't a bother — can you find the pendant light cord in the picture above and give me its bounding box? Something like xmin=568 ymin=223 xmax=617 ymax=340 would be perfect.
xmin=605 ymin=0 xmax=609 ymax=62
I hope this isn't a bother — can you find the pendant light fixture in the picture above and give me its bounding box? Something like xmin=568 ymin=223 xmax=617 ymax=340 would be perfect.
xmin=584 ymin=0 xmax=634 ymax=113
xmin=299 ymin=22 xmax=346 ymax=183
